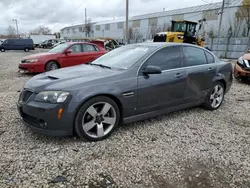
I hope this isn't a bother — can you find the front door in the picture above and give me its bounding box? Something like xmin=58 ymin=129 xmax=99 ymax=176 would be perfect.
xmin=181 ymin=46 xmax=217 ymax=103
xmin=59 ymin=44 xmax=84 ymax=68
xmin=137 ymin=46 xmax=186 ymax=114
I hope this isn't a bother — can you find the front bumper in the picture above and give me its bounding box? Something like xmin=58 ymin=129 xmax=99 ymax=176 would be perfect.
xmin=234 ymin=63 xmax=250 ymax=78
xmin=19 ymin=62 xmax=45 ymax=73
xmin=17 ymin=94 xmax=75 ymax=137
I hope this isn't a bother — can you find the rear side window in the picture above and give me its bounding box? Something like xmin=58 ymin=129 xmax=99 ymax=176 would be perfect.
xmin=205 ymin=51 xmax=215 ymax=64
xmin=83 ymin=44 xmax=97 ymax=52
xmin=146 ymin=46 xmax=182 ymax=70
xmin=182 ymin=47 xmax=207 ymax=66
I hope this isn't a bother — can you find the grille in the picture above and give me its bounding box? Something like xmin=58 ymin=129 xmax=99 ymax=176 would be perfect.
xmin=20 ymin=89 xmax=33 ymax=103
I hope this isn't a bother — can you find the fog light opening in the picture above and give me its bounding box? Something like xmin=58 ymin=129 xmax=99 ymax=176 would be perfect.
xmin=58 ymin=108 xmax=63 ymax=119
xmin=39 ymin=120 xmax=47 ymax=128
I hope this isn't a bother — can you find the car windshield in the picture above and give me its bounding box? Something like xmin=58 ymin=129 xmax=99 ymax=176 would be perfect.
xmin=90 ymin=45 xmax=154 ymax=69
xmin=48 ymin=43 xmax=71 ymax=53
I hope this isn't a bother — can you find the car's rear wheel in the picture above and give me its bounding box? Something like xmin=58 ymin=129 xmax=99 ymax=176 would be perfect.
xmin=45 ymin=61 xmax=59 ymax=71
xmin=74 ymin=96 xmax=120 ymax=141
xmin=1 ymin=48 xmax=5 ymax=52
xmin=24 ymin=48 xmax=29 ymax=52
xmin=203 ymin=82 xmax=225 ymax=110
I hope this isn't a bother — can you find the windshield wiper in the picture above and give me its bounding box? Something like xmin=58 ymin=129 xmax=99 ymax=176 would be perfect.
xmin=89 ymin=63 xmax=112 ymax=69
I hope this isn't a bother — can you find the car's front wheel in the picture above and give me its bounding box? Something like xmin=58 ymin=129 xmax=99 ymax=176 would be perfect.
xmin=203 ymin=82 xmax=225 ymax=110
xmin=75 ymin=96 xmax=120 ymax=141
xmin=1 ymin=48 xmax=5 ymax=52
xmin=45 ymin=61 xmax=59 ymax=71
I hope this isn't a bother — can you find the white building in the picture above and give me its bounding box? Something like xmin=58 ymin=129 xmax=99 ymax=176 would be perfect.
xmin=60 ymin=0 xmax=244 ymax=40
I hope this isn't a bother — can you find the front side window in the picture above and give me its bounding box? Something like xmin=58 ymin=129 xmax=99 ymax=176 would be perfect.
xmin=83 ymin=44 xmax=96 ymax=52
xmin=182 ymin=47 xmax=207 ymax=67
xmin=145 ymin=46 xmax=182 ymax=70
xmin=68 ymin=44 xmax=82 ymax=53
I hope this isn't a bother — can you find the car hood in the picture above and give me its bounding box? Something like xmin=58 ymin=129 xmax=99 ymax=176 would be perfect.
xmin=22 ymin=52 xmax=57 ymax=60
xmin=243 ymin=53 xmax=250 ymax=60
xmin=24 ymin=64 xmax=121 ymax=92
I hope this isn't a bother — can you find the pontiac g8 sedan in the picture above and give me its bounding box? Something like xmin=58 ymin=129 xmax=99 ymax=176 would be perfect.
xmin=17 ymin=43 xmax=233 ymax=141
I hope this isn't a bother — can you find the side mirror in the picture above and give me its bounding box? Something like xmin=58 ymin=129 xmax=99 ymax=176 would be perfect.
xmin=143 ymin=65 xmax=162 ymax=75
xmin=65 ymin=50 xmax=72 ymax=55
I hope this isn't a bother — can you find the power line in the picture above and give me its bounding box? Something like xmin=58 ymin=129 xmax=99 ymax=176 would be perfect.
xmin=69 ymin=0 xmax=88 ymax=14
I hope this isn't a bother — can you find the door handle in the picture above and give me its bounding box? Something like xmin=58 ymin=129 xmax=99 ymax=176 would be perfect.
xmin=208 ymin=67 xmax=213 ymax=71
xmin=175 ymin=73 xmax=182 ymax=78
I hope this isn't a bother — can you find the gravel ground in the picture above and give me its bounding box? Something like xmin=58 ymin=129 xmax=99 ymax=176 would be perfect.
xmin=0 ymin=50 xmax=250 ymax=188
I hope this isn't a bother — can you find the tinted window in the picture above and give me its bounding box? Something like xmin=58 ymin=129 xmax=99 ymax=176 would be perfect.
xmin=183 ymin=47 xmax=207 ymax=66
xmin=68 ymin=44 xmax=82 ymax=53
xmin=83 ymin=44 xmax=96 ymax=52
xmin=205 ymin=51 xmax=215 ymax=64
xmin=146 ymin=46 xmax=182 ymax=70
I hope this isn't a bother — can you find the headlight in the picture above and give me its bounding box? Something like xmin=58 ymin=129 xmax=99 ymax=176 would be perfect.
xmin=26 ymin=59 xmax=39 ymax=63
xmin=34 ymin=91 xmax=70 ymax=103
xmin=238 ymin=57 xmax=244 ymax=65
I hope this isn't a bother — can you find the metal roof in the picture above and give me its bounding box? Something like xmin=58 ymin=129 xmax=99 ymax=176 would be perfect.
xmin=60 ymin=0 xmax=242 ymax=31
xmin=130 ymin=0 xmax=242 ymax=20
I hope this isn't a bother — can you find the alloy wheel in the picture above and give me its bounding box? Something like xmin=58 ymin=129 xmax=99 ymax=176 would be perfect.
xmin=50 ymin=64 xmax=58 ymax=70
xmin=82 ymin=102 xmax=117 ymax=139
xmin=210 ymin=85 xmax=224 ymax=108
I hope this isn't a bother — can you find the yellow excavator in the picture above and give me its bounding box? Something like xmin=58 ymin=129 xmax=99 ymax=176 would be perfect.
xmin=153 ymin=19 xmax=206 ymax=47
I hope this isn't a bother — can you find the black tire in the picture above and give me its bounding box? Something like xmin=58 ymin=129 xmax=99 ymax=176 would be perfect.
xmin=1 ymin=48 xmax=5 ymax=52
xmin=74 ymin=96 xmax=121 ymax=141
xmin=24 ymin=48 xmax=29 ymax=52
xmin=203 ymin=82 xmax=225 ymax=110
xmin=45 ymin=61 xmax=59 ymax=71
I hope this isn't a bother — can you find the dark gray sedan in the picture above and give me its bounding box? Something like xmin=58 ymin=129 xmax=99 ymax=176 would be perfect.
xmin=17 ymin=43 xmax=233 ymax=141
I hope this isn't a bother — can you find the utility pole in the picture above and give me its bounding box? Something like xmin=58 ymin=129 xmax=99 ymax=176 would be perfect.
xmin=217 ymin=0 xmax=225 ymax=38
xmin=126 ymin=0 xmax=129 ymax=44
xmin=85 ymin=8 xmax=87 ymax=37
xmin=12 ymin=19 xmax=19 ymax=38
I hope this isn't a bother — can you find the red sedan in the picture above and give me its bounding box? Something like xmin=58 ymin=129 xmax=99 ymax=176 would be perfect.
xmin=19 ymin=42 xmax=106 ymax=73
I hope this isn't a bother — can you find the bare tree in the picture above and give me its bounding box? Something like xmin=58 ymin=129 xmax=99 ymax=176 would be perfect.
xmin=30 ymin=26 xmax=52 ymax=35
xmin=6 ymin=25 xmax=16 ymax=36
xmin=236 ymin=0 xmax=250 ymax=36
xmin=84 ymin=19 xmax=94 ymax=37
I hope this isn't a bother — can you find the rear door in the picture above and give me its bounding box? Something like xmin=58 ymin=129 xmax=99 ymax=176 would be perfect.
xmin=182 ymin=46 xmax=217 ymax=103
xmin=59 ymin=44 xmax=84 ymax=67
xmin=82 ymin=44 xmax=104 ymax=63
xmin=137 ymin=46 xmax=186 ymax=114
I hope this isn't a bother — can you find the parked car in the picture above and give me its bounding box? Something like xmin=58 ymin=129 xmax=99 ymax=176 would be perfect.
xmin=234 ymin=50 xmax=250 ymax=82
xmin=0 ymin=38 xmax=34 ymax=52
xmin=19 ymin=42 xmax=106 ymax=73
xmin=17 ymin=43 xmax=233 ymax=141
xmin=39 ymin=39 xmax=58 ymax=48
xmin=52 ymin=41 xmax=66 ymax=48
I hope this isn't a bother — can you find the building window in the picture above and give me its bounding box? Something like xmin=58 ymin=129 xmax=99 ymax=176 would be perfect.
xmin=172 ymin=14 xmax=184 ymax=20
xmin=61 ymin=30 xmax=64 ymax=34
xmin=202 ymin=9 xmax=218 ymax=21
xmin=96 ymin=25 xmax=100 ymax=31
xmin=117 ymin=22 xmax=124 ymax=29
xmin=148 ymin=17 xmax=158 ymax=26
xmin=105 ymin=24 xmax=110 ymax=30
xmin=79 ymin=27 xmax=83 ymax=32
xmin=72 ymin=28 xmax=76 ymax=33
xmin=67 ymin=29 xmax=70 ymax=34
xmin=133 ymin=20 xmax=140 ymax=28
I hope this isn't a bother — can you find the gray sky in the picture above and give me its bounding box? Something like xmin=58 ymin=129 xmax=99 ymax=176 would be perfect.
xmin=0 ymin=0 xmax=221 ymax=34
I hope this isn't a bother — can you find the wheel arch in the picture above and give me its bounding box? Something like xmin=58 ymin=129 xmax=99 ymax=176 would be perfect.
xmin=213 ymin=74 xmax=227 ymax=91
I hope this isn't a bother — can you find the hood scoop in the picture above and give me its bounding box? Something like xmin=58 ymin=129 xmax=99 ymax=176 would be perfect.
xmin=48 ymin=76 xmax=59 ymax=80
